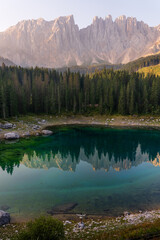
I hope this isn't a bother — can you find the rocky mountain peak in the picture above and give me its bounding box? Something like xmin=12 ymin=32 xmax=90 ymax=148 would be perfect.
xmin=115 ymin=15 xmax=127 ymax=22
xmin=0 ymin=14 xmax=160 ymax=68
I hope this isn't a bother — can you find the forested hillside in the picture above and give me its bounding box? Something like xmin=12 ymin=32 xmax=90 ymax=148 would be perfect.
xmin=138 ymin=64 xmax=160 ymax=76
xmin=0 ymin=64 xmax=160 ymax=118
xmin=122 ymin=54 xmax=160 ymax=72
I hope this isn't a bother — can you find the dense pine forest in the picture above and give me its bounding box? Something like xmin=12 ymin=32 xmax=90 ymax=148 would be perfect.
xmin=0 ymin=64 xmax=160 ymax=118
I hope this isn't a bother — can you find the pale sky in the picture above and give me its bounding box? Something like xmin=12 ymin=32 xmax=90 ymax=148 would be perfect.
xmin=0 ymin=0 xmax=160 ymax=31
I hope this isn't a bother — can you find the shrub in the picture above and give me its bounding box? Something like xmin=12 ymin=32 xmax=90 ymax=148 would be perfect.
xmin=16 ymin=216 xmax=65 ymax=240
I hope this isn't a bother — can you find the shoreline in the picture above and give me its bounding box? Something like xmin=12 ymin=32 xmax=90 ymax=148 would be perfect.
xmin=1 ymin=114 xmax=160 ymax=140
xmin=3 ymin=209 xmax=160 ymax=239
xmin=8 ymin=207 xmax=160 ymax=223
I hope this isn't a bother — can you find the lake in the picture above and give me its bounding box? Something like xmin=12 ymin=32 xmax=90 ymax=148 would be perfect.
xmin=1 ymin=126 xmax=160 ymax=220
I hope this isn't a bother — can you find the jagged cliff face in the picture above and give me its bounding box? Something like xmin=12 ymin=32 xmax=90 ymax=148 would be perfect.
xmin=0 ymin=15 xmax=160 ymax=68
xmin=80 ymin=15 xmax=160 ymax=64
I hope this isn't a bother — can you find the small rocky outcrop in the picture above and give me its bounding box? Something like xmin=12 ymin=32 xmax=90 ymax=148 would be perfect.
xmin=4 ymin=132 xmax=20 ymax=140
xmin=47 ymin=202 xmax=78 ymax=215
xmin=42 ymin=130 xmax=53 ymax=135
xmin=0 ymin=210 xmax=10 ymax=226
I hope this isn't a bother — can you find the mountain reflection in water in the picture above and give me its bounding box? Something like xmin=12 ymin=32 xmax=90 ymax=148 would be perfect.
xmin=1 ymin=126 xmax=160 ymax=174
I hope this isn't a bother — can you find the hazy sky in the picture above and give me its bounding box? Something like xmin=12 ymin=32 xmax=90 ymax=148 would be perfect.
xmin=0 ymin=0 xmax=160 ymax=31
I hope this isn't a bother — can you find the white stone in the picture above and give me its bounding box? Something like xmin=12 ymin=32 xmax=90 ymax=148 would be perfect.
xmin=4 ymin=132 xmax=19 ymax=140
xmin=42 ymin=130 xmax=53 ymax=135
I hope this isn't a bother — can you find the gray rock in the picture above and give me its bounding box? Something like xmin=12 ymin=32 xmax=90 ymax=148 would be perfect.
xmin=0 ymin=210 xmax=10 ymax=226
xmin=4 ymin=132 xmax=20 ymax=140
xmin=3 ymin=123 xmax=13 ymax=129
xmin=38 ymin=119 xmax=47 ymax=125
xmin=42 ymin=130 xmax=53 ymax=135
xmin=32 ymin=125 xmax=40 ymax=130
xmin=23 ymin=131 xmax=30 ymax=137
xmin=12 ymin=124 xmax=16 ymax=129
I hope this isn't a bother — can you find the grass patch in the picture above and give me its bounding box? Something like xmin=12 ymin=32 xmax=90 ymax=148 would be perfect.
xmin=138 ymin=64 xmax=160 ymax=76
xmin=89 ymin=219 xmax=160 ymax=240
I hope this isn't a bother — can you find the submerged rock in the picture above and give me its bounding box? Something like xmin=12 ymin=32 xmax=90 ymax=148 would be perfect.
xmin=4 ymin=132 xmax=20 ymax=140
xmin=0 ymin=205 xmax=10 ymax=211
xmin=0 ymin=210 xmax=10 ymax=226
xmin=42 ymin=130 xmax=53 ymax=135
xmin=47 ymin=202 xmax=78 ymax=214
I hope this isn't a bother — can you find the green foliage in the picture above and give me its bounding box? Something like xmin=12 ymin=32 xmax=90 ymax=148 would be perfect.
xmin=16 ymin=216 xmax=65 ymax=240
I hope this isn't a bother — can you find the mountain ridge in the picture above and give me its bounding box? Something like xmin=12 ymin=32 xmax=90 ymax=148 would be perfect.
xmin=0 ymin=15 xmax=160 ymax=68
xmin=0 ymin=56 xmax=15 ymax=66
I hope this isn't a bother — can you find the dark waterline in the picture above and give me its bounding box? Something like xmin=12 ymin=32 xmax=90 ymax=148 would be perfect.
xmin=1 ymin=126 xmax=160 ymax=219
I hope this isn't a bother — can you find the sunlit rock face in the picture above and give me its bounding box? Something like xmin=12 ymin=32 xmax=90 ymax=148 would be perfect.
xmin=0 ymin=15 xmax=160 ymax=68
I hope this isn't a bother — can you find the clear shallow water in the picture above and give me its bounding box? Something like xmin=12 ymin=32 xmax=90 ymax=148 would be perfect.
xmin=1 ymin=126 xmax=160 ymax=219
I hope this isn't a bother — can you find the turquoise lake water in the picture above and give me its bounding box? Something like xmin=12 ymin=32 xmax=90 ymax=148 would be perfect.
xmin=1 ymin=126 xmax=160 ymax=219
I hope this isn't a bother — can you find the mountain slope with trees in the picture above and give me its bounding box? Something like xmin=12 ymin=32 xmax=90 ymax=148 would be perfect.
xmin=57 ymin=54 xmax=160 ymax=74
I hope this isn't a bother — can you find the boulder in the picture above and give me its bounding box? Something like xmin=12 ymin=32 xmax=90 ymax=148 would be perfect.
xmin=4 ymin=132 xmax=20 ymax=140
xmin=42 ymin=130 xmax=53 ymax=135
xmin=3 ymin=123 xmax=13 ymax=129
xmin=0 ymin=210 xmax=10 ymax=226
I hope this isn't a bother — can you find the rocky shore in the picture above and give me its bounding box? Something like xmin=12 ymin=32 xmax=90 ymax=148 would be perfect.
xmin=1 ymin=209 xmax=160 ymax=240
xmin=0 ymin=115 xmax=160 ymax=140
